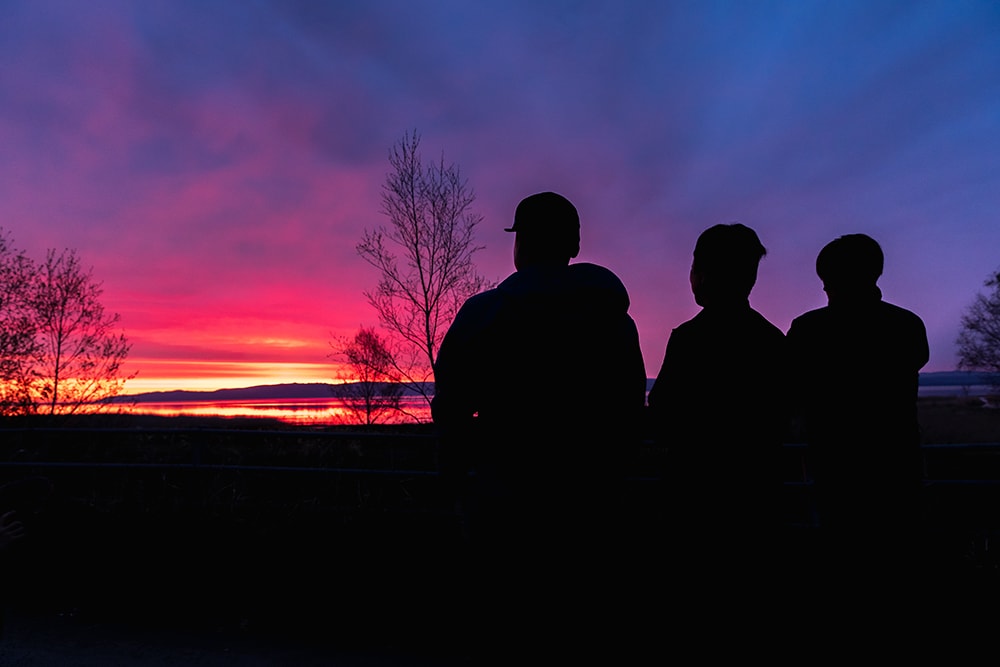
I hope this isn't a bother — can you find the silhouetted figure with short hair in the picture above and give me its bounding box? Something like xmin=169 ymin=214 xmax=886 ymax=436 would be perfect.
xmin=647 ymin=223 xmax=788 ymax=640
xmin=432 ymin=191 xmax=647 ymax=663
xmin=787 ymin=233 xmax=929 ymax=622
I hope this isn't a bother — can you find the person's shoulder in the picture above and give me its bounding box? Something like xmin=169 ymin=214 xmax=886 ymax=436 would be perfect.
xmin=666 ymin=311 xmax=704 ymax=340
xmin=789 ymin=306 xmax=828 ymax=329
xmin=566 ymin=262 xmax=630 ymax=307
xmin=451 ymin=284 xmax=506 ymax=324
xmin=879 ymin=300 xmax=925 ymax=324
xmin=463 ymin=285 xmax=502 ymax=306
xmin=749 ymin=308 xmax=786 ymax=338
xmin=493 ymin=266 xmax=553 ymax=297
xmin=567 ymin=261 xmax=626 ymax=285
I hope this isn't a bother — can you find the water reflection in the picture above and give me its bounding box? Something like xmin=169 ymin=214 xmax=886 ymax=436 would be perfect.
xmin=121 ymin=397 xmax=431 ymax=426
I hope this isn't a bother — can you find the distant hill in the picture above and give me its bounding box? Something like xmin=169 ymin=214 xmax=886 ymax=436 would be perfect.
xmin=108 ymin=382 xmax=433 ymax=404
xmin=108 ymin=371 xmax=997 ymax=404
xmin=919 ymin=371 xmax=1000 ymax=387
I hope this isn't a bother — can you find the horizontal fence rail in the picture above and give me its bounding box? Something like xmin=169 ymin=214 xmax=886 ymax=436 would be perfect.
xmin=3 ymin=427 xmax=1000 ymax=524
xmin=3 ymin=427 xmax=1000 ymax=481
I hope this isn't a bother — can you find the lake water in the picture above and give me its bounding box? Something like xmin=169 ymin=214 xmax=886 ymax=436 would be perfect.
xmin=918 ymin=384 xmax=995 ymax=398
xmin=117 ymin=383 xmax=995 ymax=427
xmin=119 ymin=396 xmax=432 ymax=426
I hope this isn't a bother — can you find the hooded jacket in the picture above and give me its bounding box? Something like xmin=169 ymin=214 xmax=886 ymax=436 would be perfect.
xmin=432 ymin=261 xmax=646 ymax=499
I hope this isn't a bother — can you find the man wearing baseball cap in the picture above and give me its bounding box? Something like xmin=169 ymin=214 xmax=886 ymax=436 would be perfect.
xmin=432 ymin=191 xmax=647 ymax=662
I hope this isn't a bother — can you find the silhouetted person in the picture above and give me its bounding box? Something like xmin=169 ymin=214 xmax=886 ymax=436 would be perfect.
xmin=646 ymin=223 xmax=787 ymax=638
xmin=786 ymin=233 xmax=929 ymax=616
xmin=432 ymin=191 xmax=647 ymax=663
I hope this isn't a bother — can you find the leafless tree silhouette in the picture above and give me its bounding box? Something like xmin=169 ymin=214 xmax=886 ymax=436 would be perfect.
xmin=330 ymin=326 xmax=405 ymax=425
xmin=27 ymin=248 xmax=134 ymax=415
xmin=357 ymin=130 xmax=492 ymax=413
xmin=0 ymin=229 xmax=38 ymax=415
xmin=957 ymin=267 xmax=1000 ymax=388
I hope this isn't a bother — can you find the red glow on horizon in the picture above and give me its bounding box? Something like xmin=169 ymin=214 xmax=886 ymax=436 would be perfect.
xmin=122 ymin=360 xmax=349 ymax=394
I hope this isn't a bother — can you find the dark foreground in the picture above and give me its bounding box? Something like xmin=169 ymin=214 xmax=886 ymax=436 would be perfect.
xmin=0 ymin=607 xmax=470 ymax=667
xmin=0 ymin=610 xmax=459 ymax=667
xmin=2 ymin=408 xmax=1000 ymax=662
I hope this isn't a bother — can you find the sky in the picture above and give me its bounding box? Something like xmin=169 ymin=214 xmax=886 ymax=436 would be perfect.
xmin=1 ymin=0 xmax=997 ymax=394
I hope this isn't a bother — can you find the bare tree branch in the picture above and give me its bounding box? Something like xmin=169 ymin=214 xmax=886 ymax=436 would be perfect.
xmin=0 ymin=229 xmax=39 ymax=416
xmin=330 ymin=326 xmax=404 ymax=425
xmin=26 ymin=248 xmax=135 ymax=416
xmin=957 ymin=267 xmax=1000 ymax=388
xmin=355 ymin=130 xmax=492 ymax=414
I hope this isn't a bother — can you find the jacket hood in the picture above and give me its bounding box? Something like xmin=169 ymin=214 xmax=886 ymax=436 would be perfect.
xmin=495 ymin=262 xmax=631 ymax=313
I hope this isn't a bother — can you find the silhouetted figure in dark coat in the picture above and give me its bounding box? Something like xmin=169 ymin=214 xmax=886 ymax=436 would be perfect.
xmin=432 ymin=191 xmax=647 ymax=663
xmin=647 ymin=223 xmax=788 ymax=639
xmin=786 ymin=233 xmax=929 ymax=621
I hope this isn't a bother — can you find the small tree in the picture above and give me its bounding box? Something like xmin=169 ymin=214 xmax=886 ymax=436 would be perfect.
xmin=957 ymin=267 xmax=1000 ymax=388
xmin=27 ymin=248 xmax=134 ymax=415
xmin=330 ymin=326 xmax=405 ymax=425
xmin=357 ymin=131 xmax=492 ymax=413
xmin=0 ymin=229 xmax=39 ymax=416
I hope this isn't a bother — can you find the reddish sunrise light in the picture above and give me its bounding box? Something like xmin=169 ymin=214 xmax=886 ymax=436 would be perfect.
xmin=122 ymin=360 xmax=347 ymax=394
xmin=118 ymin=397 xmax=431 ymax=426
xmin=2 ymin=1 xmax=993 ymax=401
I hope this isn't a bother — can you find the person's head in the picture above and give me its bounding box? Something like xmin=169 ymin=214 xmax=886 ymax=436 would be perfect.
xmin=505 ymin=192 xmax=581 ymax=270
xmin=815 ymin=233 xmax=883 ymax=301
xmin=689 ymin=223 xmax=767 ymax=307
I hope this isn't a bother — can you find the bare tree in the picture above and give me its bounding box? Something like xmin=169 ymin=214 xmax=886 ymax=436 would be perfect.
xmin=0 ymin=229 xmax=39 ymax=416
xmin=957 ymin=267 xmax=1000 ymax=388
xmin=330 ymin=326 xmax=405 ymax=425
xmin=357 ymin=130 xmax=492 ymax=411
xmin=27 ymin=248 xmax=134 ymax=415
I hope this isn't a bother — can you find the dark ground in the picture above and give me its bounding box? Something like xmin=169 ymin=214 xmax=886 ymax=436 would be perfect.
xmin=0 ymin=607 xmax=471 ymax=666
xmin=0 ymin=397 xmax=998 ymax=663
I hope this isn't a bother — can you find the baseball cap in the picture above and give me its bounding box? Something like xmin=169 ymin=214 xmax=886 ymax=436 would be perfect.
xmin=504 ymin=192 xmax=580 ymax=238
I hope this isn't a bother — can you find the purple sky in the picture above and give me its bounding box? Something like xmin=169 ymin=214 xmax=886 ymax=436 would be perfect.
xmin=1 ymin=1 xmax=997 ymax=392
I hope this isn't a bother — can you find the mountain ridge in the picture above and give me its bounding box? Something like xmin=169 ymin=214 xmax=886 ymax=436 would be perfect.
xmin=108 ymin=382 xmax=432 ymax=404
xmin=109 ymin=371 xmax=997 ymax=404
